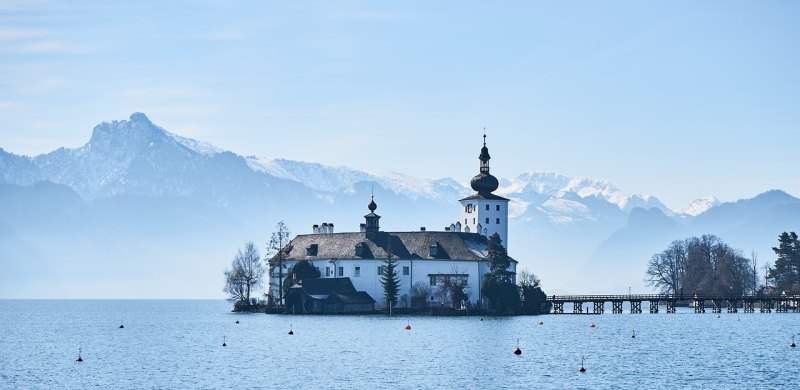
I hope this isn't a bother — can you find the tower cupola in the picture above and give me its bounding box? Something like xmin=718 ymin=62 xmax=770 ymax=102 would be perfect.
xmin=470 ymin=134 xmax=500 ymax=195
xmin=364 ymin=196 xmax=381 ymax=236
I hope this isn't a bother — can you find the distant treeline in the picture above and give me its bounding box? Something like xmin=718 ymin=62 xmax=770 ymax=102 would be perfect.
xmin=646 ymin=234 xmax=756 ymax=296
xmin=647 ymin=232 xmax=800 ymax=295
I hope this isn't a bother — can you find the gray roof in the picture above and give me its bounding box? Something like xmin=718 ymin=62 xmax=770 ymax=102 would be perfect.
xmin=277 ymin=231 xmax=498 ymax=262
xmin=326 ymin=291 xmax=376 ymax=305
xmin=460 ymin=193 xmax=509 ymax=201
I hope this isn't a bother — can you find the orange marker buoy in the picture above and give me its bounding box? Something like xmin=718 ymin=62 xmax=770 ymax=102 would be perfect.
xmin=405 ymin=324 xmax=412 ymax=330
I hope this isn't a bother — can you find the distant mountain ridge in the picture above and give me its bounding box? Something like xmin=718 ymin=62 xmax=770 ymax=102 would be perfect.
xmin=0 ymin=113 xmax=797 ymax=297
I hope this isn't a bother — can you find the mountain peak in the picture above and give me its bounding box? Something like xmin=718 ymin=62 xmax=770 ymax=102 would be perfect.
xmin=677 ymin=196 xmax=720 ymax=216
xmin=89 ymin=112 xmax=167 ymax=149
xmin=129 ymin=112 xmax=152 ymax=124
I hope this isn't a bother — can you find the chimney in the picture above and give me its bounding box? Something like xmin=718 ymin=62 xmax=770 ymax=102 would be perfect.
xmin=313 ymin=224 xmax=319 ymax=234
xmin=444 ymin=226 xmax=451 ymax=232
xmin=328 ymin=223 xmax=334 ymax=234
xmin=360 ymin=223 xmax=366 ymax=233
xmin=420 ymin=227 xmax=426 ymax=231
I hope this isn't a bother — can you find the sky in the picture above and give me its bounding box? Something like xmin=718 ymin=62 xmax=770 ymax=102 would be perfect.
xmin=1 ymin=0 xmax=798 ymax=210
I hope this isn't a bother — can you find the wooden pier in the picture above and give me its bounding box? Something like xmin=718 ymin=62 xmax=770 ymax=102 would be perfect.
xmin=547 ymin=294 xmax=800 ymax=314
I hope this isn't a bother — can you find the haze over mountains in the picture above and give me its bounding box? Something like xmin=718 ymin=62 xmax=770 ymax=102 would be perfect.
xmin=1 ymin=113 xmax=797 ymax=298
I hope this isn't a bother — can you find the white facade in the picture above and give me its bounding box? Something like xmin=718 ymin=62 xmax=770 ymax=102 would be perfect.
xmin=458 ymin=199 xmax=509 ymax=249
xmin=276 ymin=257 xmax=517 ymax=309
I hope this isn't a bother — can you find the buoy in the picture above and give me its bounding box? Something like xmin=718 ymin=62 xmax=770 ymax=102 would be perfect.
xmin=590 ymin=323 xmax=596 ymax=328
xmin=405 ymin=321 xmax=412 ymax=330
xmin=480 ymin=318 xmax=484 ymax=321
xmin=792 ymin=336 xmax=796 ymax=348
xmin=539 ymin=321 xmax=544 ymax=325
xmin=579 ymin=356 xmax=586 ymax=372
xmin=222 ymin=336 xmax=227 ymax=347
xmin=514 ymin=339 xmax=522 ymax=355
xmin=235 ymin=320 xmax=239 ymax=324
xmin=76 ymin=348 xmax=83 ymax=363
xmin=632 ymin=330 xmax=636 ymax=339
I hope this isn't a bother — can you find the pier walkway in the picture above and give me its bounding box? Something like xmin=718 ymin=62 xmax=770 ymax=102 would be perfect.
xmin=547 ymin=294 xmax=800 ymax=314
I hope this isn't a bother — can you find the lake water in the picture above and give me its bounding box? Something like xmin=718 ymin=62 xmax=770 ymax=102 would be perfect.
xmin=0 ymin=300 xmax=797 ymax=389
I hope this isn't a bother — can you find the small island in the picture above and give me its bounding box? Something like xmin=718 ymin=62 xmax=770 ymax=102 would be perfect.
xmin=223 ymin=137 xmax=550 ymax=315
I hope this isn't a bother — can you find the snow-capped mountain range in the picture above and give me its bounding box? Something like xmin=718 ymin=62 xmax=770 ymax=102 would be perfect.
xmin=1 ymin=113 xmax=797 ymax=298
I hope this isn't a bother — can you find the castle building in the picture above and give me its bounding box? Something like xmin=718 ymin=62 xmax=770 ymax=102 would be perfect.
xmin=270 ymin=137 xmax=516 ymax=312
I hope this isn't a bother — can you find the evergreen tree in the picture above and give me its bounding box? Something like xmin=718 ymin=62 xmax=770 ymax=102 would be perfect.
xmin=769 ymin=231 xmax=800 ymax=293
xmin=487 ymin=233 xmax=511 ymax=281
xmin=482 ymin=233 xmax=518 ymax=312
xmin=381 ymin=244 xmax=401 ymax=310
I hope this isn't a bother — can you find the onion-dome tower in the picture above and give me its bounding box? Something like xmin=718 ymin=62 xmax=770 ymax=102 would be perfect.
xmin=458 ymin=134 xmax=509 ymax=249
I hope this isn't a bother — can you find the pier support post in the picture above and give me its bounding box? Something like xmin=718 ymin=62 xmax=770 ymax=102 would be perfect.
xmin=712 ymin=299 xmax=723 ymax=314
xmin=777 ymin=299 xmax=788 ymax=313
xmin=630 ymin=300 xmax=642 ymax=314
xmin=666 ymin=300 xmax=676 ymax=313
xmin=573 ymin=301 xmax=583 ymax=314
xmin=726 ymin=299 xmax=738 ymax=313
xmin=612 ymin=301 xmax=623 ymax=314
xmin=743 ymin=300 xmax=754 ymax=313
xmin=593 ymin=301 xmax=604 ymax=314
xmin=694 ymin=299 xmax=705 ymax=313
xmin=649 ymin=300 xmax=659 ymax=313
xmin=760 ymin=300 xmax=771 ymax=313
xmin=553 ymin=302 xmax=564 ymax=314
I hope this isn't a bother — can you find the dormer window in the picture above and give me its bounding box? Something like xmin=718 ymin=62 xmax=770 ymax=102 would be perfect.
xmin=355 ymin=242 xmax=367 ymax=257
xmin=306 ymin=244 xmax=318 ymax=256
xmin=429 ymin=243 xmax=440 ymax=258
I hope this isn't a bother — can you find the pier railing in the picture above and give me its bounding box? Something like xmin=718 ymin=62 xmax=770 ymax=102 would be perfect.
xmin=546 ymin=294 xmax=800 ymax=314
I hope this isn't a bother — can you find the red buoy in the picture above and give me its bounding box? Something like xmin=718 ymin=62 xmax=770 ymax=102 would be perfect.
xmin=590 ymin=323 xmax=596 ymax=328
xmin=405 ymin=324 xmax=411 ymax=330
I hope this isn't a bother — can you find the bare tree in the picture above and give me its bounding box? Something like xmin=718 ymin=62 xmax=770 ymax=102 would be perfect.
xmin=645 ymin=240 xmax=684 ymax=294
xmin=224 ymin=242 xmax=264 ymax=305
xmin=518 ymin=268 xmax=541 ymax=288
xmin=266 ymin=221 xmax=291 ymax=307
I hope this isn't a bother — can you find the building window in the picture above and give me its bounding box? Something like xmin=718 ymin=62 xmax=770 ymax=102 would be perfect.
xmin=485 ymin=204 xmax=489 ymax=211
xmin=464 ymin=218 xmax=467 ymax=225
xmin=496 ymin=205 xmax=501 ymax=211
xmin=429 ymin=276 xmax=437 ymax=286
xmin=473 ymin=218 xmax=475 ymax=224
xmin=496 ymin=218 xmax=500 ymax=224
xmin=338 ymin=267 xmax=343 ymax=277
xmin=325 ymin=267 xmax=330 ymax=277
xmin=354 ymin=266 xmax=361 ymax=277
xmin=403 ymin=266 xmax=409 ymax=276
xmin=377 ymin=265 xmax=384 ymax=275
xmin=486 ymin=217 xmax=490 ymax=224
